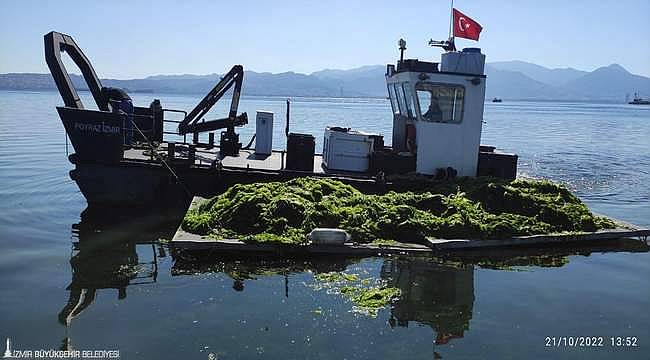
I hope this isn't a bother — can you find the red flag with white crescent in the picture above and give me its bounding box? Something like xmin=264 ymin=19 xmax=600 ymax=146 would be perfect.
xmin=452 ymin=8 xmax=483 ymax=41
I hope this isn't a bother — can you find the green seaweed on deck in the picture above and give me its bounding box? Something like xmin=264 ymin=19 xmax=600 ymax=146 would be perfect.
xmin=181 ymin=177 xmax=617 ymax=244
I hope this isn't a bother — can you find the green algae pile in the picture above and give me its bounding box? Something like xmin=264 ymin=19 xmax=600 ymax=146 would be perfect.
xmin=182 ymin=177 xmax=616 ymax=244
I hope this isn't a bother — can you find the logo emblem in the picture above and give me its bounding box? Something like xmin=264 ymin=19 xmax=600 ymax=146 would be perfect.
xmin=3 ymin=337 xmax=11 ymax=358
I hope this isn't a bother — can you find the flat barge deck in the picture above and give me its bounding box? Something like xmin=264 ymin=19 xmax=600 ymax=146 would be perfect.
xmin=171 ymin=228 xmax=650 ymax=256
xmin=125 ymin=146 xmax=323 ymax=173
xmin=171 ymin=197 xmax=650 ymax=256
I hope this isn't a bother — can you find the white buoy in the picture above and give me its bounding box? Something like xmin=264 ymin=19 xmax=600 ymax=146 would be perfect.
xmin=308 ymin=228 xmax=350 ymax=245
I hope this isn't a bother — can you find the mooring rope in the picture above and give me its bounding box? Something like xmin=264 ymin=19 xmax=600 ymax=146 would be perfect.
xmin=130 ymin=120 xmax=193 ymax=198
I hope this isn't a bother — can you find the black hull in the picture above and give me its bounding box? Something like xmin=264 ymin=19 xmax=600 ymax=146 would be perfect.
xmin=70 ymin=162 xmax=188 ymax=208
xmin=69 ymin=149 xmax=518 ymax=208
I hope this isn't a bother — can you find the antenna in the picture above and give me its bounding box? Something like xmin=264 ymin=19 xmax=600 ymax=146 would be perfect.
xmin=428 ymin=0 xmax=456 ymax=52
xmin=428 ymin=38 xmax=456 ymax=52
xmin=398 ymin=39 xmax=407 ymax=63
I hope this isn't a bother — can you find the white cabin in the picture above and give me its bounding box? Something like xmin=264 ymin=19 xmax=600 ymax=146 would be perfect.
xmin=385 ymin=48 xmax=487 ymax=177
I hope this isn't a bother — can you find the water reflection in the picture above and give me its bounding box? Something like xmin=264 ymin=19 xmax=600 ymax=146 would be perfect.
xmin=59 ymin=205 xmax=185 ymax=326
xmin=173 ymin=256 xmax=359 ymax=295
xmin=58 ymin=240 xmax=153 ymax=325
xmin=381 ymin=258 xmax=473 ymax=346
xmin=171 ymin=239 xmax=648 ymax=357
xmin=58 ymin=204 xmax=648 ymax=357
xmin=438 ymin=239 xmax=649 ymax=270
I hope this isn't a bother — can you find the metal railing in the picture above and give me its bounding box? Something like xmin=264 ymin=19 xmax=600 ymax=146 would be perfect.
xmin=162 ymin=108 xmax=188 ymax=144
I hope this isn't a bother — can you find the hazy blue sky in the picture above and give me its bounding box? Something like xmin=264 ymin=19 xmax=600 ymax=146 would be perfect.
xmin=1 ymin=0 xmax=649 ymax=78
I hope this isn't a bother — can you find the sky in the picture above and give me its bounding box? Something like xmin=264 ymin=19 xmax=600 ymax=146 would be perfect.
xmin=1 ymin=0 xmax=649 ymax=79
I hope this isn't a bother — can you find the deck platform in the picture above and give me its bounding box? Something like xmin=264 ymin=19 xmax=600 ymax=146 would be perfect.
xmin=124 ymin=144 xmax=327 ymax=173
xmin=171 ymin=197 xmax=650 ymax=257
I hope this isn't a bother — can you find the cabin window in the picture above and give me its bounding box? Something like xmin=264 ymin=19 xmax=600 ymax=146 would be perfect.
xmin=394 ymin=83 xmax=415 ymax=119
xmin=415 ymin=83 xmax=465 ymax=123
xmin=387 ymin=85 xmax=399 ymax=116
xmin=394 ymin=83 xmax=407 ymax=117
xmin=402 ymin=83 xmax=415 ymax=119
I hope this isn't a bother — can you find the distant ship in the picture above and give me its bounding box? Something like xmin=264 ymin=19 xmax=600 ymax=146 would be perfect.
xmin=492 ymin=97 xmax=502 ymax=103
xmin=629 ymin=92 xmax=650 ymax=105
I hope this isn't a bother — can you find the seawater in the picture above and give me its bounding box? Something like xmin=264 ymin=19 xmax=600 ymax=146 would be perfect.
xmin=0 ymin=91 xmax=649 ymax=359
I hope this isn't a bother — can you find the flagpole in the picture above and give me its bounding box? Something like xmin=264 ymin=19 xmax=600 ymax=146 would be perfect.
xmin=448 ymin=0 xmax=454 ymax=41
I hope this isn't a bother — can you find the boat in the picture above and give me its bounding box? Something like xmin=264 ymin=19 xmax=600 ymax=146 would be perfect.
xmin=45 ymin=31 xmax=517 ymax=207
xmin=629 ymin=92 xmax=650 ymax=105
xmin=492 ymin=97 xmax=502 ymax=103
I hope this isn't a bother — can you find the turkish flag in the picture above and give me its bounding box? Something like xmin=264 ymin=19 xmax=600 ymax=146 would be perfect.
xmin=453 ymin=8 xmax=483 ymax=41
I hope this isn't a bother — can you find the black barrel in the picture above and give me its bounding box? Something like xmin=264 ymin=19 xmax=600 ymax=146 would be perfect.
xmin=286 ymin=133 xmax=315 ymax=171
xmin=477 ymin=151 xmax=518 ymax=180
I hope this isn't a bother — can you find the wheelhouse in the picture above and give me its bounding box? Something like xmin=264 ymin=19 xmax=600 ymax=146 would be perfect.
xmin=385 ymin=48 xmax=487 ymax=177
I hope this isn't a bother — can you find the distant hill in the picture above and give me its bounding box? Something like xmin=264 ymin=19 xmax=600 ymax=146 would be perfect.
xmin=2 ymin=60 xmax=649 ymax=101
xmin=0 ymin=71 xmax=345 ymax=97
xmin=488 ymin=60 xmax=587 ymax=87
xmin=0 ymin=73 xmax=66 ymax=91
xmin=483 ymin=66 xmax=575 ymax=100
xmin=312 ymin=65 xmax=387 ymax=98
xmin=244 ymin=71 xmax=343 ymax=97
xmin=564 ymin=64 xmax=650 ymax=101
xmin=486 ymin=61 xmax=650 ymax=101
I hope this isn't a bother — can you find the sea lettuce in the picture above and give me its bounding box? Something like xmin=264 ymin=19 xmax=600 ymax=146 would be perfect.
xmin=181 ymin=177 xmax=617 ymax=244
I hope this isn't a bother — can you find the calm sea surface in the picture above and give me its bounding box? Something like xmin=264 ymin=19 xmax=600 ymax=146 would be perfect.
xmin=1 ymin=90 xmax=649 ymax=359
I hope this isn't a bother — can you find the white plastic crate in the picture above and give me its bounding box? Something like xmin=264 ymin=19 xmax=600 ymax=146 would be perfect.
xmin=323 ymin=127 xmax=379 ymax=172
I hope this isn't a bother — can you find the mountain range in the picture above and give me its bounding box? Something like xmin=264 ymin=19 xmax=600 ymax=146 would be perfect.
xmin=2 ymin=61 xmax=649 ymax=101
xmin=484 ymin=61 xmax=650 ymax=101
